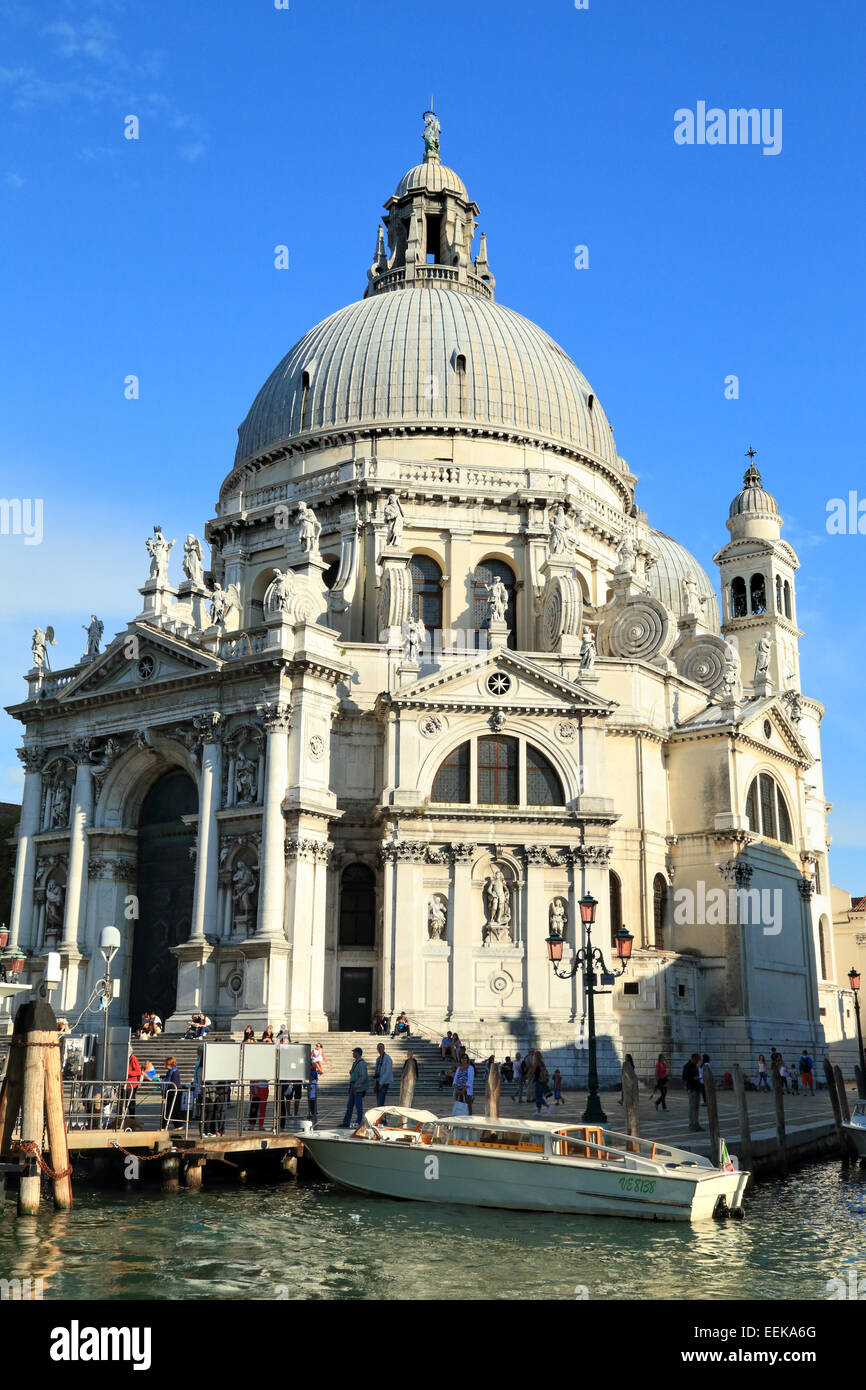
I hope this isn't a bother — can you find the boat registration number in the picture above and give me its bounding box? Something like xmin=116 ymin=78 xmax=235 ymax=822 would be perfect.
xmin=618 ymin=1176 xmax=656 ymax=1194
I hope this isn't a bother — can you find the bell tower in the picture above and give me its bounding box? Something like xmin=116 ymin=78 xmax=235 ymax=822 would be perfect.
xmin=713 ymin=450 xmax=802 ymax=694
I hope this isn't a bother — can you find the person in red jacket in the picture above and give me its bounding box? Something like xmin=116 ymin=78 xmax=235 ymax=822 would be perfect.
xmin=124 ymin=1054 xmax=142 ymax=1119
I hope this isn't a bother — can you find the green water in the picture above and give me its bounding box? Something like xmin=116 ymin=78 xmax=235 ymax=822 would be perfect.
xmin=1 ymin=1160 xmax=865 ymax=1301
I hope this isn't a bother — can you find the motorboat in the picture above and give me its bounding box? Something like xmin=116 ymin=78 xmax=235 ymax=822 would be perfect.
xmin=842 ymin=1098 xmax=866 ymax=1157
xmin=300 ymin=1106 xmax=750 ymax=1222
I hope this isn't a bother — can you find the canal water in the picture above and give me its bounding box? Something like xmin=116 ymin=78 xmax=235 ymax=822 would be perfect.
xmin=1 ymin=1159 xmax=865 ymax=1301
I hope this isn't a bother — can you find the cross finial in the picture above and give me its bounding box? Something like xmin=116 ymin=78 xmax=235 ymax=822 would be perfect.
xmin=745 ymin=446 xmax=757 ymax=462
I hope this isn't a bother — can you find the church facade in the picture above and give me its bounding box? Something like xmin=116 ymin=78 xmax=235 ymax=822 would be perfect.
xmin=4 ymin=117 xmax=856 ymax=1073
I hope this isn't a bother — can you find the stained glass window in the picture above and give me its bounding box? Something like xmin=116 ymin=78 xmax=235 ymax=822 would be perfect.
xmin=526 ymin=745 xmax=564 ymax=805
xmin=431 ymin=741 xmax=470 ymax=803
xmin=477 ymin=735 xmax=518 ymax=805
xmin=410 ymin=555 xmax=442 ymax=636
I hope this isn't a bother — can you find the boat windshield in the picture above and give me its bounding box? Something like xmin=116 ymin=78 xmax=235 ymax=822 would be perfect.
xmin=419 ymin=1122 xmax=545 ymax=1152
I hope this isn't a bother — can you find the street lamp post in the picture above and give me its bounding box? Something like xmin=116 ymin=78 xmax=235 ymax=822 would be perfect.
xmin=99 ymin=925 xmax=121 ymax=1088
xmin=545 ymin=894 xmax=633 ymax=1124
xmin=848 ymin=967 xmax=866 ymax=1084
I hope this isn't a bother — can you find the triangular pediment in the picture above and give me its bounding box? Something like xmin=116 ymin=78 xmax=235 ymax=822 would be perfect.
xmin=55 ymin=623 xmax=221 ymax=703
xmin=386 ymin=648 xmax=616 ymax=716
xmin=737 ymin=697 xmax=814 ymax=766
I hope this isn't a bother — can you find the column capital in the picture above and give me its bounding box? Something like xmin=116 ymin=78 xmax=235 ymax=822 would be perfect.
xmin=70 ymin=736 xmax=94 ymax=766
xmin=259 ymin=701 xmax=292 ymax=733
xmin=17 ymin=745 xmax=45 ymax=774
xmin=193 ymin=710 xmax=224 ymax=745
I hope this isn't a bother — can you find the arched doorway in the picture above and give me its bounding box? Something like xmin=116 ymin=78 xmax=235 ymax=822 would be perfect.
xmin=130 ymin=768 xmax=198 ymax=1027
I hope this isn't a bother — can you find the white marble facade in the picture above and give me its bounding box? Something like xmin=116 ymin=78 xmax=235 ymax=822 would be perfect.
xmin=3 ymin=124 xmax=854 ymax=1071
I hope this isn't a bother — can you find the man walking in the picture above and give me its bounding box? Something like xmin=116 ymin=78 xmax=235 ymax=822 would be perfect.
xmin=342 ymin=1047 xmax=369 ymax=1128
xmin=682 ymin=1053 xmax=703 ymax=1131
xmin=798 ymin=1049 xmax=815 ymax=1095
xmin=374 ymin=1042 xmax=393 ymax=1106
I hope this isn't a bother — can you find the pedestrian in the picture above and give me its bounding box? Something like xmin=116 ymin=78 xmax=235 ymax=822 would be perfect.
xmin=440 ymin=1031 xmax=454 ymax=1059
xmin=307 ymin=1065 xmax=318 ymax=1123
xmin=551 ymin=1067 xmax=564 ymax=1104
xmin=243 ymin=1025 xmax=255 ymax=1043
xmin=799 ymin=1049 xmax=815 ymax=1095
xmin=123 ymin=1053 xmax=142 ymax=1120
xmin=161 ymin=1056 xmax=184 ymax=1130
xmin=682 ymin=1052 xmax=703 ymax=1131
xmin=452 ymin=1056 xmax=475 ymax=1114
xmin=391 ymin=1011 xmax=411 ymax=1039
xmin=500 ymin=1056 xmax=514 ymax=1085
xmin=279 ymin=1075 xmax=302 ymax=1128
xmin=700 ymin=1053 xmax=711 ymax=1105
xmin=529 ymin=1049 xmax=551 ymax=1116
xmin=756 ymin=1054 xmax=770 ymax=1090
xmin=248 ymin=1077 xmax=269 ymax=1128
xmin=342 ymin=1047 xmax=368 ymax=1128
xmin=261 ymin=1024 xmax=275 ymax=1043
xmin=515 ymin=1051 xmax=526 ymax=1103
xmin=311 ymin=1042 xmax=326 ymax=1075
xmin=374 ymin=1042 xmax=393 ymax=1106
xmin=653 ymin=1053 xmax=668 ymax=1110
xmin=778 ymin=1059 xmax=790 ymax=1093
xmin=275 ymin=1023 xmax=290 ymax=1043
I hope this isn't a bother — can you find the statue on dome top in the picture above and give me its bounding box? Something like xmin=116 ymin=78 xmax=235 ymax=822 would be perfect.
xmin=81 ymin=614 xmax=104 ymax=659
xmin=31 ymin=625 xmax=56 ymax=671
xmin=422 ymin=108 xmax=440 ymax=160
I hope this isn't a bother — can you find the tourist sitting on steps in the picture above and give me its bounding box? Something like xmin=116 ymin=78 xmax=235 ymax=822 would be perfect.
xmin=391 ymin=1011 xmax=411 ymax=1039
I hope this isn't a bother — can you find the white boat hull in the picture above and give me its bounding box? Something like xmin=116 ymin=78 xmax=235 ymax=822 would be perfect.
xmin=842 ymin=1121 xmax=866 ymax=1158
xmin=302 ymin=1133 xmax=749 ymax=1222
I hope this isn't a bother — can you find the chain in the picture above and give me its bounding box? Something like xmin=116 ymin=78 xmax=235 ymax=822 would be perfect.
xmin=11 ymin=1139 xmax=73 ymax=1182
xmin=111 ymin=1141 xmax=174 ymax=1162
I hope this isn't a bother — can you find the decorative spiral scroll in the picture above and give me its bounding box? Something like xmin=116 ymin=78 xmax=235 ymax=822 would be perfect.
xmin=605 ymin=598 xmax=673 ymax=661
xmin=678 ymin=640 xmax=727 ymax=691
xmin=540 ymin=574 xmax=583 ymax=652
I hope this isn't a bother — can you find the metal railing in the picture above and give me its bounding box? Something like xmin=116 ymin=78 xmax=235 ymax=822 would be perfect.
xmin=60 ymin=1078 xmax=318 ymax=1140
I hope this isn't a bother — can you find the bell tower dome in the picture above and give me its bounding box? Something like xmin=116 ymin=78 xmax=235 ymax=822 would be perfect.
xmin=713 ymin=450 xmax=802 ymax=694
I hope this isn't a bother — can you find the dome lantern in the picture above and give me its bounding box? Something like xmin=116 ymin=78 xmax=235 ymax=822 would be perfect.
xmin=365 ymin=108 xmax=495 ymax=300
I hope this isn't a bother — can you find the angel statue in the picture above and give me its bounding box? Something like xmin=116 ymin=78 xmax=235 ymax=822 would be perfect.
xmin=31 ymin=625 xmax=56 ymax=671
xmin=483 ymin=577 xmax=509 ymax=625
xmin=146 ymin=526 xmax=175 ymax=583
xmin=383 ymin=493 xmax=405 ymax=548
xmin=402 ymin=616 xmax=426 ymax=664
xmin=208 ymin=583 xmax=235 ymax=629
xmin=266 ymin=567 xmax=295 ymax=616
xmin=82 ymin=614 xmax=104 ymax=659
xmin=296 ymin=501 xmax=322 ymax=554
xmin=182 ymin=534 xmax=205 ymax=587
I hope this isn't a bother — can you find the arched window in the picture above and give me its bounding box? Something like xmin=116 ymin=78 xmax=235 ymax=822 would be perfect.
xmin=818 ymin=916 xmax=829 ymax=980
xmin=321 ymin=555 xmax=339 ymax=590
xmin=609 ymin=871 xmax=623 ymax=946
xmin=431 ymin=741 xmax=470 ymax=804
xmin=653 ymin=874 xmax=667 ymax=950
xmin=410 ymin=555 xmax=442 ymax=637
xmin=300 ymin=369 xmax=312 ymax=431
xmin=477 ymin=735 xmax=518 ymax=805
xmin=339 ymin=864 xmax=375 ymax=947
xmin=731 ymin=577 xmax=747 ymax=618
xmin=526 ymin=745 xmax=565 ymax=806
xmin=776 ymin=576 xmax=783 ymax=612
xmin=745 ymin=773 xmax=793 ymax=844
xmin=783 ymin=580 xmax=792 ymax=619
xmin=750 ymin=573 xmax=767 ymax=614
xmin=473 ymin=559 xmax=517 ymax=649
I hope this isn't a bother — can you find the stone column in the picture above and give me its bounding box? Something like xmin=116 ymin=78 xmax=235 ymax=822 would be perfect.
xmin=523 ymin=847 xmax=549 ymax=1019
xmin=450 ymin=842 xmax=476 ymax=1021
xmin=61 ymin=738 xmax=94 ymax=951
xmin=380 ymin=844 xmax=398 ymax=1017
xmin=189 ymin=713 xmax=222 ymax=940
xmin=256 ymin=702 xmax=292 ymax=938
xmin=9 ymin=746 xmax=44 ymax=951
xmin=285 ymin=834 xmax=330 ymax=1031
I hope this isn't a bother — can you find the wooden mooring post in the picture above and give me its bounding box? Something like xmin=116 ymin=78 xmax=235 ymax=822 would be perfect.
xmin=702 ymin=1065 xmax=721 ymax=1168
xmin=823 ymin=1057 xmax=849 ymax=1158
xmin=485 ymin=1062 xmax=501 ymax=1119
xmin=771 ymin=1059 xmax=788 ymax=1178
xmin=834 ymin=1064 xmax=858 ymax=1159
xmin=731 ymin=1065 xmax=754 ymax=1181
xmin=855 ymin=1064 xmax=866 ymax=1101
xmin=621 ymin=1057 xmax=640 ymax=1150
xmin=0 ymin=1000 xmax=72 ymax=1215
xmin=399 ymin=1052 xmax=419 ymax=1108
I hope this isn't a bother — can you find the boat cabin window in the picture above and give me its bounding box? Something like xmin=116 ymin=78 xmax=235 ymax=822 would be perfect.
xmin=854 ymin=1101 xmax=866 ymax=1119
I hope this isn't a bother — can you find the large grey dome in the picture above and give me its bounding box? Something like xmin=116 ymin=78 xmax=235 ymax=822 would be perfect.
xmin=648 ymin=529 xmax=720 ymax=633
xmin=233 ymin=287 xmax=619 ymax=469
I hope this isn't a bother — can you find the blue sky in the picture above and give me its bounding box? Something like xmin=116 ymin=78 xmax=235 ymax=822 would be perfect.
xmin=1 ymin=0 xmax=864 ymax=886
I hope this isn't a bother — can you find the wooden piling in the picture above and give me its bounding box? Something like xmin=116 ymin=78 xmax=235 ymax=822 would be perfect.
xmin=17 ymin=1001 xmax=58 ymax=1216
xmin=621 ymin=1058 xmax=640 ymax=1151
xmin=399 ymin=1053 xmax=419 ymax=1108
xmin=731 ymin=1065 xmax=754 ymax=1181
xmin=702 ymin=1065 xmax=721 ymax=1168
xmin=183 ymin=1158 xmax=205 ymax=1191
xmin=161 ymin=1152 xmax=180 ymax=1193
xmin=0 ymin=1022 xmax=25 ymax=1159
xmin=771 ymin=1060 xmax=787 ymax=1178
xmin=824 ymin=1057 xmax=848 ymax=1156
xmin=42 ymin=1029 xmax=73 ymax=1210
xmin=485 ymin=1062 xmax=501 ymax=1119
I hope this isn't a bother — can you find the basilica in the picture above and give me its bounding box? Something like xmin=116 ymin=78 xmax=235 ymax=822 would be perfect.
xmin=4 ymin=115 xmax=855 ymax=1075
